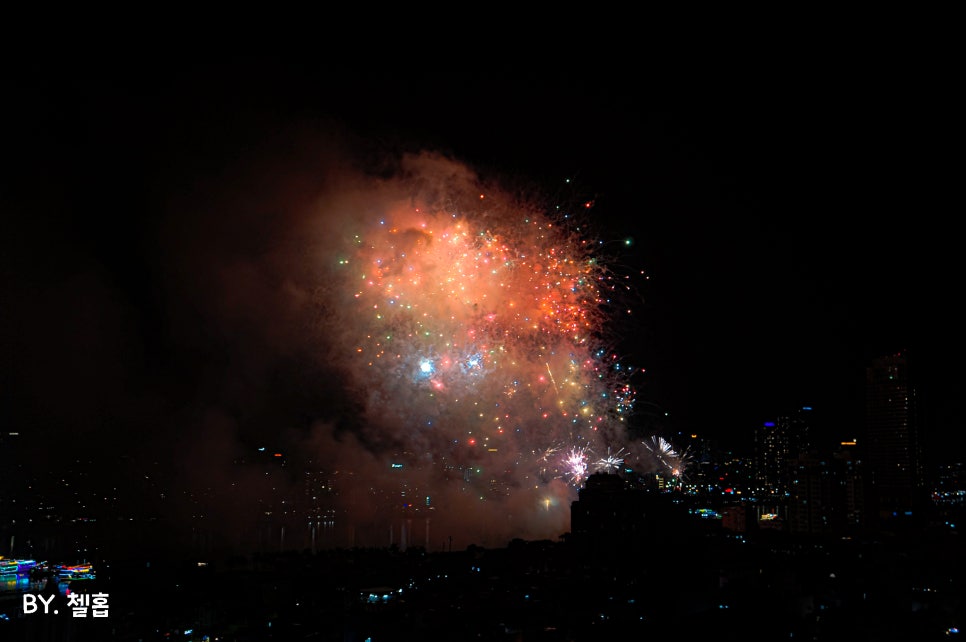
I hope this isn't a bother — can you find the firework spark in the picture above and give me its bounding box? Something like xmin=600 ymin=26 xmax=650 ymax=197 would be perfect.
xmin=594 ymin=447 xmax=627 ymax=473
xmin=563 ymin=447 xmax=591 ymax=485
xmin=643 ymin=435 xmax=691 ymax=479
xmin=301 ymin=152 xmax=655 ymax=546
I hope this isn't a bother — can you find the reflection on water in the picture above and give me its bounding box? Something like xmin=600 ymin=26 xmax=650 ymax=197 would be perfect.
xmin=0 ymin=574 xmax=70 ymax=595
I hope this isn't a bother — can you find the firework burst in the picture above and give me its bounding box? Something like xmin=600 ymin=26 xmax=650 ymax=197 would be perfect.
xmin=562 ymin=447 xmax=591 ymax=485
xmin=643 ymin=435 xmax=691 ymax=479
xmin=307 ymin=153 xmax=651 ymax=544
xmin=593 ymin=446 xmax=627 ymax=473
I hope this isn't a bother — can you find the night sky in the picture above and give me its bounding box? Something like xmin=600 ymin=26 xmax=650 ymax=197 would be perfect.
xmin=3 ymin=54 xmax=963 ymax=546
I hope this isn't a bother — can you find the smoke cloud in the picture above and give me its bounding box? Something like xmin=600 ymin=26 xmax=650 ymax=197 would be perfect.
xmin=7 ymin=112 xmax=676 ymax=557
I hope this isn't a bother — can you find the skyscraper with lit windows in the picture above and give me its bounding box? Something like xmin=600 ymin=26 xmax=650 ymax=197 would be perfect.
xmin=864 ymin=349 xmax=926 ymax=524
xmin=753 ymin=407 xmax=813 ymax=498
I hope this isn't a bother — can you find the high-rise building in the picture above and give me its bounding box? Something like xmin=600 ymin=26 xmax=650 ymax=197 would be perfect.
xmin=834 ymin=441 xmax=866 ymax=532
xmin=786 ymin=442 xmax=865 ymax=537
xmin=569 ymin=472 xmax=688 ymax=556
xmin=864 ymin=350 xmax=926 ymax=524
xmin=753 ymin=407 xmax=813 ymax=499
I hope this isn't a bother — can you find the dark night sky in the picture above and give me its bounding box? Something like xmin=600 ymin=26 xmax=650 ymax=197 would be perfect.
xmin=3 ymin=52 xmax=964 ymax=481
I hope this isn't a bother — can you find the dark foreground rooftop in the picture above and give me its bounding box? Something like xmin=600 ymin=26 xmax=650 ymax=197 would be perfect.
xmin=1 ymin=521 xmax=963 ymax=642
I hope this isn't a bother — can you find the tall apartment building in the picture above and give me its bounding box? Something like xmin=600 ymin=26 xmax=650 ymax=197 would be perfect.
xmin=787 ymin=442 xmax=864 ymax=536
xmin=864 ymin=350 xmax=926 ymax=523
xmin=753 ymin=406 xmax=813 ymax=499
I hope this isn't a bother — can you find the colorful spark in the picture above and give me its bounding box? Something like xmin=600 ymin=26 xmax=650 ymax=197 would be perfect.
xmin=310 ymin=154 xmax=654 ymax=545
xmin=563 ymin=448 xmax=590 ymax=485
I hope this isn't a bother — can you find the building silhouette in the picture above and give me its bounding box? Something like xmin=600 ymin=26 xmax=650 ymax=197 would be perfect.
xmin=752 ymin=407 xmax=813 ymax=524
xmin=786 ymin=442 xmax=865 ymax=536
xmin=864 ymin=349 xmax=927 ymax=526
xmin=570 ymin=472 xmax=648 ymax=554
xmin=569 ymin=471 xmax=690 ymax=560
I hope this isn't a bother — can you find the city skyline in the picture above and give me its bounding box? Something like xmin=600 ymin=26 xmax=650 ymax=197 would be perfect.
xmin=3 ymin=56 xmax=963 ymax=551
